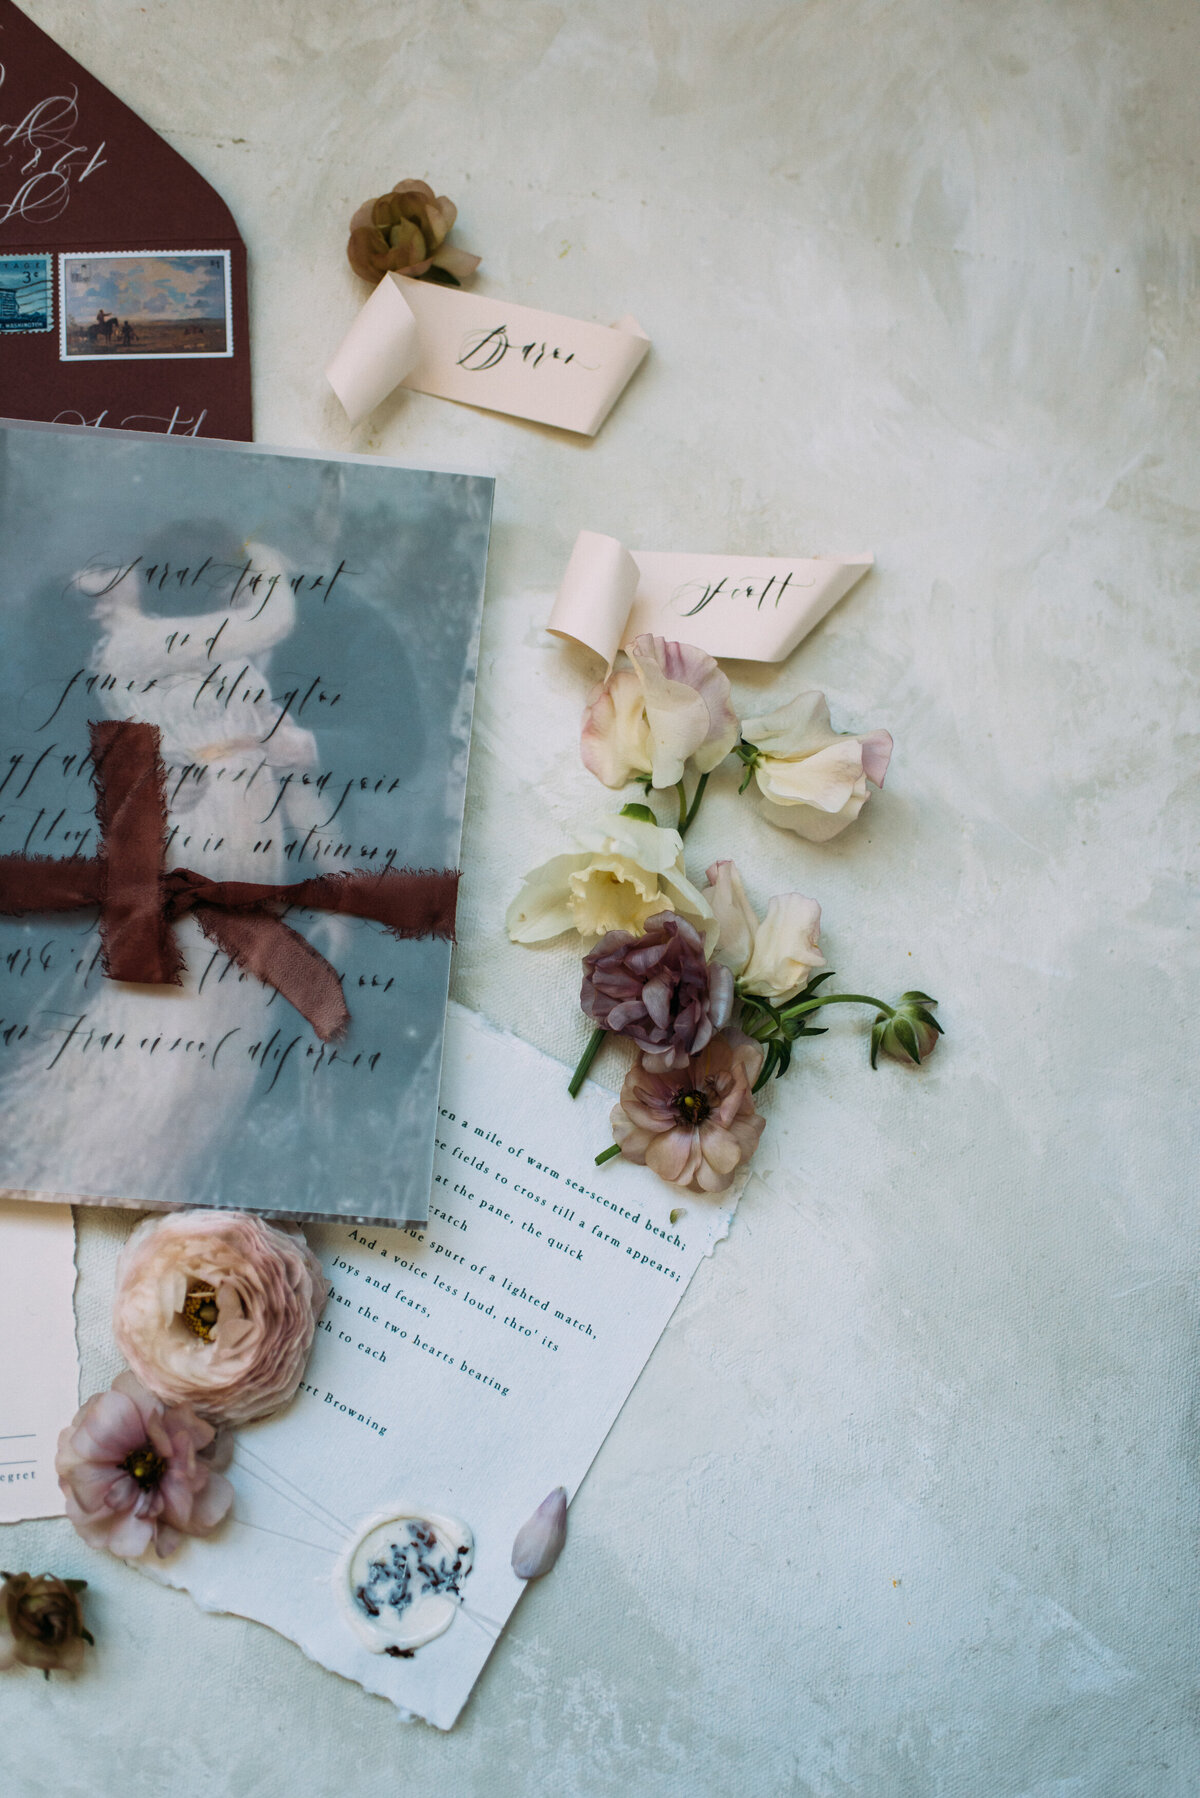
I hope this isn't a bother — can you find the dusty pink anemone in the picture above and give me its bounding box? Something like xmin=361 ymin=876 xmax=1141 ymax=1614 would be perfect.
xmin=582 ymin=911 xmax=733 ymax=1070
xmin=55 ymin=1373 xmax=233 ymax=1560
xmin=610 ymin=1033 xmax=766 ymax=1194
xmin=112 ymin=1210 xmax=328 ymax=1427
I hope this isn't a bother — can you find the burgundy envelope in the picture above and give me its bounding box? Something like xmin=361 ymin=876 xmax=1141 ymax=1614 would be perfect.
xmin=0 ymin=0 xmax=251 ymax=438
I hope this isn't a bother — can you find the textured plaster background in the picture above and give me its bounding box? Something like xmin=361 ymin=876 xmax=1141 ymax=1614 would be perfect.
xmin=1 ymin=1 xmax=1198 ymax=1793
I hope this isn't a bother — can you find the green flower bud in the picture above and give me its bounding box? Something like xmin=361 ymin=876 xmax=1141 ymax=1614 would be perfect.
xmin=870 ymin=992 xmax=943 ymax=1068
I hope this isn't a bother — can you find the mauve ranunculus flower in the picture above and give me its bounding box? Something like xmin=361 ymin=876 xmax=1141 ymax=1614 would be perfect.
xmin=112 ymin=1211 xmax=328 ymax=1427
xmin=56 ymin=1373 xmax=233 ymax=1560
xmin=610 ymin=1034 xmax=766 ymax=1194
xmin=582 ymin=911 xmax=734 ymax=1072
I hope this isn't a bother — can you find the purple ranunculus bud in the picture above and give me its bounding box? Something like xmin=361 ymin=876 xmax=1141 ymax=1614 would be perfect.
xmin=581 ymin=911 xmax=733 ymax=1072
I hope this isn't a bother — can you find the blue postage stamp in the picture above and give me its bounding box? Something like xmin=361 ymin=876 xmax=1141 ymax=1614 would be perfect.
xmin=0 ymin=254 xmax=52 ymax=334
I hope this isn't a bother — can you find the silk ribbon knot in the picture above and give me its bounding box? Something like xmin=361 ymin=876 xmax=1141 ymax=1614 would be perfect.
xmin=0 ymin=720 xmax=458 ymax=1043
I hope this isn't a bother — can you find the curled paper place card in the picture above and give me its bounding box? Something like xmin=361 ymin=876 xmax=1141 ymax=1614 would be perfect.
xmin=326 ymin=274 xmax=649 ymax=433
xmin=548 ymin=529 xmax=874 ymax=666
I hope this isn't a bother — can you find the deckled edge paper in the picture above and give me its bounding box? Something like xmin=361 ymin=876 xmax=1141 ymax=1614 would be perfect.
xmin=548 ymin=528 xmax=874 ymax=665
xmin=0 ymin=1198 xmax=78 ymax=1521
xmin=139 ymin=1002 xmax=741 ymax=1728
xmin=326 ymin=276 xmax=649 ymax=433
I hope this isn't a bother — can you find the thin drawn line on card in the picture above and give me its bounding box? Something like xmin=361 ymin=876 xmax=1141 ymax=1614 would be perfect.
xmin=227 ymin=1516 xmax=338 ymax=1555
xmin=233 ymin=1443 xmax=353 ymax=1539
xmin=0 ymin=1459 xmax=35 ymax=1467
xmin=0 ymin=1434 xmax=35 ymax=1441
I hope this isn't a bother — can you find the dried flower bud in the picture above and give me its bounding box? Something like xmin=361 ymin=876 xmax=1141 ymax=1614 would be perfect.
xmin=0 ymin=1573 xmax=93 ymax=1676
xmin=347 ymin=179 xmax=480 ymax=286
xmin=511 ymin=1487 xmax=568 ymax=1580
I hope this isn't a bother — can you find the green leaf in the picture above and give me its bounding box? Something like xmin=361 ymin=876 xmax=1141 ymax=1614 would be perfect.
xmin=900 ymin=990 xmax=935 ymax=1004
xmin=913 ymin=1007 xmax=944 ymax=1035
xmin=870 ymin=1019 xmax=885 ymax=1069
xmin=619 ymin=801 xmax=657 ymax=824
xmin=893 ymin=1017 xmax=922 ymax=1063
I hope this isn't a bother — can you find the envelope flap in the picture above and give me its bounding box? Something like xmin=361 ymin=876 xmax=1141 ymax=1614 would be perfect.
xmin=0 ymin=0 xmax=238 ymax=247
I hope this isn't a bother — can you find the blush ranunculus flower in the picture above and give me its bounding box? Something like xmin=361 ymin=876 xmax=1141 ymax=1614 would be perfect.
xmin=740 ymin=691 xmax=892 ymax=841
xmin=581 ymin=911 xmax=734 ymax=1070
xmin=347 ymin=179 xmax=480 ymax=285
xmin=581 ymin=635 xmax=739 ymax=790
xmin=610 ymin=1033 xmax=766 ymax=1194
xmin=112 ymin=1211 xmax=328 ymax=1427
xmin=506 ymin=814 xmax=715 ymax=947
xmin=55 ymin=1373 xmax=233 ymax=1560
xmin=702 ymin=860 xmax=825 ymax=1003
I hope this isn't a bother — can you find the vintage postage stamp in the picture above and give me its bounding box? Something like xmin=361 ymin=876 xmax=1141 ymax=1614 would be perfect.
xmin=0 ymin=255 xmax=53 ymax=334
xmin=59 ymin=250 xmax=233 ymax=360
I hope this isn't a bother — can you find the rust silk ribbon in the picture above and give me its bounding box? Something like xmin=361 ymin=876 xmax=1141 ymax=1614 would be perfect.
xmin=0 ymin=720 xmax=459 ymax=1042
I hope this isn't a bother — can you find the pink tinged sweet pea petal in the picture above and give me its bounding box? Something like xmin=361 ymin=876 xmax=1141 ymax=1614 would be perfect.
xmin=581 ymin=667 xmax=651 ymax=788
xmin=511 ymin=1487 xmax=568 ymax=1579
xmin=627 ymin=635 xmax=739 ymax=785
xmin=755 ymin=738 xmax=867 ymax=811
xmin=703 ymin=861 xmax=757 ymax=976
xmin=739 ymin=893 xmax=824 ymax=1003
xmin=860 ymin=729 xmax=893 ymax=787
xmin=742 ymin=690 xmax=837 ymax=758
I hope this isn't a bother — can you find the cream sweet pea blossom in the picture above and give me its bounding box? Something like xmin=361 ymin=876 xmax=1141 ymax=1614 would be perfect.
xmin=581 ymin=635 xmax=739 ymax=790
xmin=703 ymin=860 xmax=825 ymax=1003
xmin=740 ymin=691 xmax=892 ymax=841
xmin=506 ymin=814 xmax=714 ymax=947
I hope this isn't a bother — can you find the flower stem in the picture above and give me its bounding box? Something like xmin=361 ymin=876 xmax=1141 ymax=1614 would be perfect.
xmin=675 ymin=781 xmax=688 ymax=832
xmin=595 ymin=1143 xmax=622 ymax=1166
xmin=568 ymin=1026 xmax=607 ymax=1098
xmin=783 ymin=992 xmax=892 ymax=1019
xmin=679 ymin=771 xmax=710 ymax=837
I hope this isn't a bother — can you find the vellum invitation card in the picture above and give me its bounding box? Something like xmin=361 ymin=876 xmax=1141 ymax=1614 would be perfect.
xmin=144 ymin=1004 xmax=737 ymax=1729
xmin=0 ymin=1198 xmax=78 ymax=1520
xmin=0 ymin=419 xmax=492 ymax=1223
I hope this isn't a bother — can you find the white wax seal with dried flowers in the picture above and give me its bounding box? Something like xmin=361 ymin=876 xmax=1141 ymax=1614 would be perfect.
xmin=326 ymin=176 xmax=649 ymax=433
xmin=335 ymin=1508 xmax=474 ymax=1655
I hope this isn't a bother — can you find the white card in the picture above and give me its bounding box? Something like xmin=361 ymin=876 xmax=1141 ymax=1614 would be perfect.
xmin=143 ymin=1003 xmax=736 ymax=1727
xmin=0 ymin=1199 xmax=78 ymax=1521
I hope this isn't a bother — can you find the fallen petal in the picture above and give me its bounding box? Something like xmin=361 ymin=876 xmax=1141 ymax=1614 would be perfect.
xmin=511 ymin=1487 xmax=568 ymax=1580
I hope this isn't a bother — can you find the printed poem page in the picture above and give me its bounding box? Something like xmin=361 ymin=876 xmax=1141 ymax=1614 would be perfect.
xmin=146 ymin=1003 xmax=737 ymax=1728
xmin=0 ymin=1200 xmax=78 ymax=1520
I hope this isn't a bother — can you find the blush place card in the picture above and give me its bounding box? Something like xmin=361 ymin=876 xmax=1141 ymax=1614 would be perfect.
xmin=0 ymin=1198 xmax=78 ymax=1522
xmin=142 ymin=1004 xmax=739 ymax=1729
xmin=0 ymin=419 xmax=492 ymax=1225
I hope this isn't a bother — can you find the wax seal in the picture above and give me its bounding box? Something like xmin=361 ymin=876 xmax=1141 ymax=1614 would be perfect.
xmin=335 ymin=1507 xmax=474 ymax=1654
